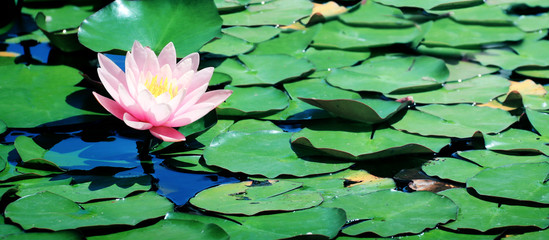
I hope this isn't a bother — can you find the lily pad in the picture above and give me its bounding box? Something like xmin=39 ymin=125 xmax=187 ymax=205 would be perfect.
xmin=312 ymin=20 xmax=423 ymax=49
xmin=1 ymin=231 xmax=83 ymax=240
xmin=200 ymin=34 xmax=254 ymax=56
xmin=23 ymin=5 xmax=94 ymax=32
xmin=190 ymin=180 xmax=322 ymax=215
xmin=87 ymin=219 xmax=229 ymax=240
xmin=514 ymin=13 xmax=549 ymax=32
xmin=473 ymin=48 xmax=549 ymax=70
xmin=78 ymin=0 xmax=222 ymax=57
xmin=339 ymin=0 xmax=415 ymax=27
xmin=203 ymin=131 xmax=353 ymax=178
xmin=298 ymin=98 xmax=409 ymax=124
xmin=304 ymin=48 xmax=370 ymax=70
xmin=323 ymin=190 xmax=457 ymax=237
xmin=445 ymin=60 xmax=498 ymax=82
xmin=440 ymin=188 xmax=549 ymax=231
xmin=167 ymin=207 xmax=346 ymax=240
xmin=216 ymin=86 xmax=289 ymax=116
xmin=423 ymin=18 xmax=524 ymax=47
xmin=389 ymin=75 xmax=510 ymax=104
xmin=399 ymin=228 xmax=497 ymax=240
xmin=222 ymin=26 xmax=281 ymax=43
xmin=284 ymin=78 xmax=361 ymax=100
xmin=4 ymin=191 xmax=173 ymax=231
xmin=393 ymin=104 xmax=517 ymax=138
xmin=0 ymin=64 xmax=104 ymax=128
xmin=483 ymin=129 xmax=549 ymax=155
xmin=291 ymin=121 xmax=449 ymax=160
xmin=374 ymin=0 xmax=483 ymax=10
xmin=228 ymin=119 xmax=282 ymax=133
xmin=236 ymin=54 xmax=314 ymax=85
xmin=221 ymin=0 xmax=312 ymax=26
xmin=458 ymin=150 xmax=548 ymax=167
xmin=432 ymin=4 xmax=513 ymax=25
xmin=526 ymin=108 xmax=549 ymax=137
xmin=326 ymin=55 xmax=449 ymax=94
xmin=251 ymin=25 xmax=320 ymax=56
xmin=467 ymin=162 xmax=549 ymax=204
xmin=422 ymin=157 xmax=485 ymax=183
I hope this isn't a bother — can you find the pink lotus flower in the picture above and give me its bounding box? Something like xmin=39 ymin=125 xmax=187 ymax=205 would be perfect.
xmin=93 ymin=41 xmax=232 ymax=142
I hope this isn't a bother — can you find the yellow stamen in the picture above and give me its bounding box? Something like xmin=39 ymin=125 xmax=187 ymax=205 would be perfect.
xmin=144 ymin=76 xmax=178 ymax=98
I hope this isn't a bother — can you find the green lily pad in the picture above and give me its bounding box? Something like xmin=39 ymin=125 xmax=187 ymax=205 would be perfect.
xmin=228 ymin=119 xmax=282 ymax=133
xmin=417 ymin=44 xmax=482 ymax=59
xmin=259 ymin=100 xmax=333 ymax=121
xmin=203 ymin=131 xmax=353 ymax=178
xmin=298 ymin=98 xmax=409 ymax=124
xmin=251 ymin=25 xmax=320 ymax=56
xmin=167 ymin=207 xmax=346 ymax=240
xmin=399 ymin=228 xmax=497 ymax=240
xmin=339 ymin=0 xmax=415 ymax=27
xmin=0 ymin=64 xmax=104 ymax=128
xmin=284 ymin=78 xmax=361 ymax=100
xmin=458 ymin=150 xmax=548 ymax=167
xmin=23 ymin=5 xmax=94 ymax=32
xmin=327 ymin=55 xmax=448 ymax=94
xmin=474 ymin=47 xmax=549 ymax=70
xmin=440 ymin=188 xmax=549 ymax=231
xmin=222 ymin=26 xmax=281 ymax=43
xmin=216 ymin=55 xmax=314 ymax=86
xmin=4 ymin=191 xmax=173 ymax=231
xmin=291 ymin=120 xmax=449 ymax=160
xmin=216 ymin=86 xmax=289 ymax=116
xmin=467 ymin=162 xmax=549 ymax=204
xmin=324 ymin=190 xmax=457 ymax=237
xmin=0 ymin=121 xmax=5 ymax=135
xmin=423 ymin=18 xmax=524 ymax=47
xmin=516 ymin=66 xmax=549 ymax=79
xmin=422 ymin=157 xmax=485 ymax=183
xmin=304 ymin=48 xmax=370 ymax=70
xmin=374 ymin=0 xmax=483 ymax=10
xmin=78 ymin=0 xmax=222 ymax=57
xmin=514 ymin=13 xmax=549 ymax=32
xmin=393 ymin=104 xmax=517 ymax=138
xmin=285 ymin=169 xmax=396 ymax=204
xmin=526 ymin=108 xmax=549 ymax=137
xmin=87 ymin=219 xmax=229 ymax=240
xmin=200 ymin=34 xmax=254 ymax=56
xmin=16 ymin=176 xmax=151 ymax=203
xmin=312 ymin=20 xmax=424 ymax=49
xmin=483 ymin=129 xmax=549 ymax=155
xmin=524 ymin=94 xmax=549 ymax=111
xmin=1 ymin=231 xmax=83 ymax=240
xmin=503 ymin=230 xmax=549 ymax=240
xmin=190 ymin=180 xmax=322 ymax=215
xmin=389 ymin=75 xmax=510 ymax=104
xmin=163 ymin=155 xmax=219 ymax=174
xmin=431 ymin=4 xmax=513 ymax=25
xmin=221 ymin=0 xmax=312 ymax=26
xmin=445 ymin=60 xmax=499 ymax=82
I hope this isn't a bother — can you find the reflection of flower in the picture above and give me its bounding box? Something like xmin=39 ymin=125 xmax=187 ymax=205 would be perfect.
xmin=93 ymin=41 xmax=232 ymax=142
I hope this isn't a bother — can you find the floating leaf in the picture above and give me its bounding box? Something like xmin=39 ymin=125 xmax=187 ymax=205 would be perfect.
xmin=431 ymin=4 xmax=513 ymax=25
xmin=502 ymin=230 xmax=549 ymax=240
xmin=291 ymin=121 xmax=449 ymax=160
xmin=0 ymin=64 xmax=104 ymax=128
xmin=304 ymin=48 xmax=370 ymax=70
xmin=339 ymin=0 xmax=414 ymax=27
xmin=251 ymin=25 xmax=320 ymax=56
xmin=483 ymin=129 xmax=549 ymax=155
xmin=514 ymin=13 xmax=549 ymax=32
xmin=284 ymin=78 xmax=360 ymax=100
xmin=327 ymin=55 xmax=448 ymax=94
xmin=458 ymin=150 xmax=548 ymax=167
xmin=167 ymin=207 xmax=346 ymax=240
xmin=324 ymin=190 xmax=457 ymax=237
xmin=445 ymin=60 xmax=498 ymax=82
xmin=422 ymin=157 xmax=484 ymax=183
xmin=87 ymin=219 xmax=229 ymax=240
xmin=222 ymin=26 xmax=281 ymax=43
xmin=200 ymin=34 xmax=254 ymax=56
xmin=526 ymin=108 xmax=549 ymax=137
xmin=393 ymin=104 xmax=517 ymax=138
xmin=440 ymin=188 xmax=549 ymax=231
xmin=221 ymin=0 xmax=313 ymax=26
xmin=423 ymin=18 xmax=524 ymax=47
xmin=389 ymin=75 xmax=510 ymax=104
xmin=216 ymin=86 xmax=289 ymax=116
xmin=467 ymin=162 xmax=549 ymax=204
xmin=299 ymin=98 xmax=408 ymax=124
xmin=79 ymin=0 xmax=222 ymax=57
xmin=312 ymin=20 xmax=423 ymax=49
xmin=228 ymin=119 xmax=282 ymax=133
xmin=1 ymin=231 xmax=83 ymax=240
xmin=399 ymin=228 xmax=497 ymax=240
xmin=5 ymin=191 xmax=173 ymax=231
xmin=374 ymin=0 xmax=483 ymax=10
xmin=204 ymin=131 xmax=353 ymax=178
xmin=190 ymin=180 xmax=322 ymax=215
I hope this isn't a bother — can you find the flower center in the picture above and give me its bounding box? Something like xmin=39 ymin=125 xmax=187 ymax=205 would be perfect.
xmin=144 ymin=76 xmax=178 ymax=98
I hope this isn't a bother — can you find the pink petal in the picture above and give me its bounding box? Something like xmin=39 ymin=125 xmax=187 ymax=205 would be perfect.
xmin=150 ymin=126 xmax=186 ymax=142
xmin=97 ymin=69 xmax=121 ymax=102
xmin=149 ymin=103 xmax=172 ymax=126
xmin=174 ymin=52 xmax=199 ymax=77
xmin=117 ymin=84 xmax=146 ymax=120
xmin=136 ymin=89 xmax=155 ymax=113
xmin=167 ymin=90 xmax=232 ymax=127
xmin=158 ymin=42 xmax=176 ymax=70
xmin=173 ymin=81 xmax=208 ymax=116
xmin=187 ymin=67 xmax=213 ymax=94
xmin=130 ymin=41 xmax=147 ymax=71
xmin=143 ymin=47 xmax=160 ymax=75
xmin=123 ymin=113 xmax=153 ymax=130
xmin=93 ymin=92 xmax=126 ymax=120
xmin=98 ymin=53 xmax=125 ymax=83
